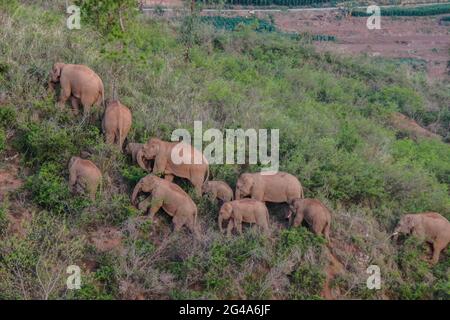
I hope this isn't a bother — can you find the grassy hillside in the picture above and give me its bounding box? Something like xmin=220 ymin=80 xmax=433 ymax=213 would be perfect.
xmin=0 ymin=1 xmax=449 ymax=299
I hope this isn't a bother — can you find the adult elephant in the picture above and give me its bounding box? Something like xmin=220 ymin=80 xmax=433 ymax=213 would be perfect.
xmin=102 ymin=100 xmax=132 ymax=149
xmin=393 ymin=212 xmax=450 ymax=264
xmin=137 ymin=138 xmax=209 ymax=196
xmin=49 ymin=62 xmax=104 ymax=116
xmin=235 ymin=171 xmax=304 ymax=203
xmin=131 ymin=174 xmax=199 ymax=237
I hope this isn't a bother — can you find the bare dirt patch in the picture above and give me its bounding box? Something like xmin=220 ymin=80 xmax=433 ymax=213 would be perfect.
xmin=272 ymin=12 xmax=450 ymax=79
xmin=88 ymin=226 xmax=123 ymax=252
xmin=0 ymin=154 xmax=33 ymax=236
xmin=0 ymin=160 xmax=23 ymax=200
xmin=389 ymin=112 xmax=442 ymax=140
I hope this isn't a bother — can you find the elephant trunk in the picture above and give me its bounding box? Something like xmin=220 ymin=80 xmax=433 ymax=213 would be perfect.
xmin=392 ymin=228 xmax=400 ymax=241
xmin=131 ymin=183 xmax=142 ymax=206
xmin=48 ymin=76 xmax=56 ymax=92
xmin=218 ymin=214 xmax=224 ymax=233
xmin=136 ymin=149 xmax=147 ymax=171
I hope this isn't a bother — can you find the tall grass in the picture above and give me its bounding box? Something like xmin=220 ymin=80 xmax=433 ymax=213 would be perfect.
xmin=0 ymin=1 xmax=449 ymax=299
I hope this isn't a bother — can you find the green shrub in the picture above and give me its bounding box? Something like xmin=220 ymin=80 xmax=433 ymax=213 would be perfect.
xmin=395 ymin=237 xmax=433 ymax=299
xmin=121 ymin=165 xmax=147 ymax=186
xmin=352 ymin=4 xmax=450 ymax=17
xmin=392 ymin=139 xmax=450 ymax=185
xmin=0 ymin=212 xmax=85 ymax=299
xmin=0 ymin=128 xmax=5 ymax=153
xmin=26 ymin=162 xmax=90 ymax=215
xmin=76 ymin=0 xmax=138 ymax=37
xmin=0 ymin=105 xmax=16 ymax=129
xmin=17 ymin=121 xmax=76 ymax=166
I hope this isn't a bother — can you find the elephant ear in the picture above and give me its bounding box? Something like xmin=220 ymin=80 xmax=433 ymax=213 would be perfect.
xmin=54 ymin=63 xmax=64 ymax=79
xmin=221 ymin=203 xmax=233 ymax=218
xmin=68 ymin=156 xmax=77 ymax=168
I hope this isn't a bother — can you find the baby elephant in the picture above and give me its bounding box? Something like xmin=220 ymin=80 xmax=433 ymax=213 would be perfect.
xmin=131 ymin=175 xmax=199 ymax=237
xmin=125 ymin=142 xmax=144 ymax=164
xmin=202 ymin=180 xmax=234 ymax=203
xmin=393 ymin=212 xmax=450 ymax=264
xmin=49 ymin=62 xmax=104 ymax=116
xmin=68 ymin=156 xmax=102 ymax=200
xmin=218 ymin=199 xmax=270 ymax=236
xmin=288 ymin=198 xmax=331 ymax=242
xmin=102 ymin=100 xmax=132 ymax=150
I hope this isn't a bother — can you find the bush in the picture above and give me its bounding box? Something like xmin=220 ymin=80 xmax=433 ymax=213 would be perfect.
xmin=0 ymin=128 xmax=5 ymax=153
xmin=77 ymin=0 xmax=139 ymax=37
xmin=26 ymin=162 xmax=90 ymax=215
xmin=0 ymin=212 xmax=85 ymax=299
xmin=0 ymin=105 xmax=16 ymax=129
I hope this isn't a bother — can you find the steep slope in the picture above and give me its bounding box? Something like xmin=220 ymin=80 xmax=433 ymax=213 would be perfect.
xmin=0 ymin=1 xmax=449 ymax=299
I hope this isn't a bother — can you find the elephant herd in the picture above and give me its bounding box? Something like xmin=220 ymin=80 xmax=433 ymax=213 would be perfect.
xmin=53 ymin=63 xmax=450 ymax=264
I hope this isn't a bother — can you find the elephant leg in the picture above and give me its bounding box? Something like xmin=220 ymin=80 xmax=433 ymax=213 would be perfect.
xmin=137 ymin=196 xmax=152 ymax=212
xmin=190 ymin=175 xmax=203 ymax=197
xmin=311 ymin=220 xmax=323 ymax=236
xmin=80 ymin=96 xmax=92 ymax=117
xmin=323 ymin=222 xmax=331 ymax=242
xmin=235 ymin=219 xmax=243 ymax=235
xmin=164 ymin=174 xmax=174 ymax=182
xmin=70 ymin=97 xmax=80 ymax=115
xmin=226 ymin=219 xmax=234 ymax=237
xmin=185 ymin=216 xmax=198 ymax=237
xmin=58 ymin=87 xmax=71 ymax=109
xmin=86 ymin=183 xmax=97 ymax=201
xmin=118 ymin=134 xmax=127 ymax=150
xmin=172 ymin=215 xmax=186 ymax=232
xmin=431 ymin=241 xmax=444 ymax=265
xmin=105 ymin=132 xmax=115 ymax=145
xmin=148 ymin=198 xmax=163 ymax=221
xmin=69 ymin=172 xmax=77 ymax=192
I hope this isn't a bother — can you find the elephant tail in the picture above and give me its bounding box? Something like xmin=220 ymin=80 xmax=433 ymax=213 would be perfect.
xmin=98 ymin=81 xmax=105 ymax=109
xmin=300 ymin=184 xmax=304 ymax=199
xmin=203 ymin=157 xmax=210 ymax=184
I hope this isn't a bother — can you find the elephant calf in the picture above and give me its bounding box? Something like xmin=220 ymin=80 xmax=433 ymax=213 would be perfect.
xmin=288 ymin=198 xmax=331 ymax=242
xmin=393 ymin=212 xmax=450 ymax=264
xmin=202 ymin=180 xmax=233 ymax=203
xmin=131 ymin=174 xmax=199 ymax=237
xmin=49 ymin=62 xmax=104 ymax=116
xmin=102 ymin=100 xmax=132 ymax=150
xmin=125 ymin=142 xmax=144 ymax=164
xmin=68 ymin=156 xmax=102 ymax=200
xmin=219 ymin=199 xmax=270 ymax=236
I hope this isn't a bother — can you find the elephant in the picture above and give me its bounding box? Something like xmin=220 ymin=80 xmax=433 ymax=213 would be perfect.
xmin=137 ymin=138 xmax=209 ymax=196
xmin=49 ymin=62 xmax=104 ymax=116
xmin=131 ymin=174 xmax=199 ymax=237
xmin=102 ymin=100 xmax=132 ymax=149
xmin=287 ymin=198 xmax=331 ymax=242
xmin=202 ymin=180 xmax=234 ymax=203
xmin=125 ymin=142 xmax=144 ymax=164
xmin=393 ymin=212 xmax=450 ymax=264
xmin=68 ymin=156 xmax=102 ymax=200
xmin=218 ymin=199 xmax=270 ymax=236
xmin=235 ymin=172 xmax=304 ymax=203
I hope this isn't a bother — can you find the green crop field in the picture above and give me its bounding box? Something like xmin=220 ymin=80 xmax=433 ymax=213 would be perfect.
xmin=352 ymin=3 xmax=450 ymax=16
